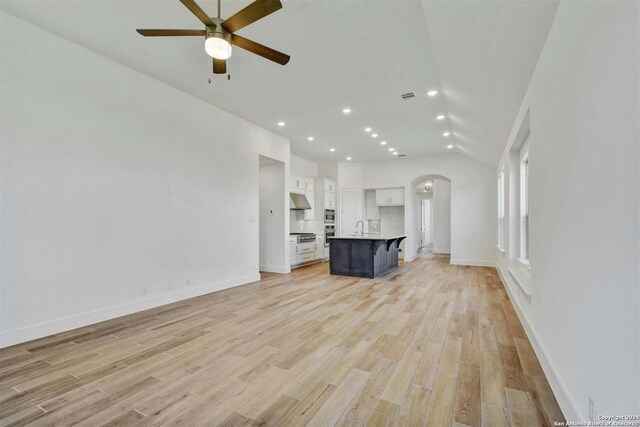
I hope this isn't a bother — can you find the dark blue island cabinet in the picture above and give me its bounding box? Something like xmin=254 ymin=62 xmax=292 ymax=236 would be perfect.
xmin=328 ymin=235 xmax=407 ymax=278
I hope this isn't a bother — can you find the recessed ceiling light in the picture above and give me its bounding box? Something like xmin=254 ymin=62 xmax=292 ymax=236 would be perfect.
xmin=393 ymin=152 xmax=398 ymax=156
xmin=342 ymin=108 xmax=351 ymax=114
xmin=277 ymin=121 xmax=286 ymax=127
xmin=443 ymin=132 xmax=450 ymax=137
xmin=381 ymin=141 xmax=387 ymax=145
xmin=436 ymin=115 xmax=445 ymax=120
xmin=447 ymin=144 xmax=454 ymax=149
xmin=308 ymin=136 xmax=315 ymax=141
xmin=365 ymin=127 xmax=372 ymax=132
xmin=388 ymin=147 xmax=395 ymax=152
xmin=346 ymin=157 xmax=352 ymax=161
xmin=427 ymin=90 xmax=438 ymax=97
xmin=330 ymin=148 xmax=335 ymax=152
xmin=371 ymin=134 xmax=378 ymax=138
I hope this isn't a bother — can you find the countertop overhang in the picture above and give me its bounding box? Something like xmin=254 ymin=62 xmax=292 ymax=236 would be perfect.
xmin=328 ymin=234 xmax=406 ymax=241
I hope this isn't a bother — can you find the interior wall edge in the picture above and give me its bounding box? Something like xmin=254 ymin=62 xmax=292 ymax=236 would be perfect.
xmin=0 ymin=273 xmax=261 ymax=349
xmin=496 ymin=266 xmax=581 ymax=421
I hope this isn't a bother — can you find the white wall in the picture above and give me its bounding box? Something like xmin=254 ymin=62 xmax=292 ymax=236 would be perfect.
xmin=361 ymin=154 xmax=495 ymax=264
xmin=495 ymin=0 xmax=639 ymax=419
xmin=290 ymin=154 xmax=318 ymax=178
xmin=259 ymin=160 xmax=287 ymax=273
xmin=0 ymin=12 xmax=290 ymax=347
xmin=432 ymin=179 xmax=451 ymax=254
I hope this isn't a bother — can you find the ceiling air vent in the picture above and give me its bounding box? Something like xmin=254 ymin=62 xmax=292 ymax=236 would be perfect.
xmin=400 ymin=92 xmax=415 ymax=100
xmin=398 ymin=154 xmax=406 ymax=158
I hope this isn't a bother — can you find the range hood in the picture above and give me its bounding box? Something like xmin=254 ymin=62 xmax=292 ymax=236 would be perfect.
xmin=290 ymin=193 xmax=312 ymax=210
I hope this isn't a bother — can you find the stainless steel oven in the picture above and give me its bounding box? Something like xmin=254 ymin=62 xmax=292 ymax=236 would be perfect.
xmin=324 ymin=224 xmax=335 ymax=247
xmin=324 ymin=209 xmax=335 ymax=224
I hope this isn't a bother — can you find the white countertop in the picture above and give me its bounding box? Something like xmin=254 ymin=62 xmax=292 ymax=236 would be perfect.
xmin=328 ymin=234 xmax=406 ymax=241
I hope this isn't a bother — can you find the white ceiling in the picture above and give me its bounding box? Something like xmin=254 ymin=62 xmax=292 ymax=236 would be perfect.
xmin=0 ymin=0 xmax=558 ymax=166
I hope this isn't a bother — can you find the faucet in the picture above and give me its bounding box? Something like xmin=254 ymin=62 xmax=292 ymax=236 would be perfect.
xmin=356 ymin=220 xmax=364 ymax=236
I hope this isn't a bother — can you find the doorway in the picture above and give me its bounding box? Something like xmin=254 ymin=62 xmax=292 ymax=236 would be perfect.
xmin=408 ymin=174 xmax=451 ymax=262
xmin=420 ymin=199 xmax=433 ymax=252
xmin=259 ymin=155 xmax=286 ymax=274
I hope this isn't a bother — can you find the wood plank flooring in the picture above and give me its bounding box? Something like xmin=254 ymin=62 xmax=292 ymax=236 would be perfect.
xmin=0 ymin=256 xmax=565 ymax=426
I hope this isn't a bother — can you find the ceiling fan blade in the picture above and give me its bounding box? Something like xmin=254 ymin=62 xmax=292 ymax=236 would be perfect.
xmin=213 ymin=58 xmax=227 ymax=74
xmin=231 ymin=34 xmax=290 ymax=65
xmin=136 ymin=29 xmax=206 ymax=37
xmin=222 ymin=0 xmax=282 ymax=33
xmin=178 ymin=0 xmax=214 ymax=26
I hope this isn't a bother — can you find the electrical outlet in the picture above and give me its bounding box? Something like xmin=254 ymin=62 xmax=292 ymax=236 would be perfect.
xmin=185 ymin=279 xmax=191 ymax=286
xmin=588 ymin=397 xmax=594 ymax=421
xmin=142 ymin=286 xmax=148 ymax=296
xmin=142 ymin=183 xmax=148 ymax=191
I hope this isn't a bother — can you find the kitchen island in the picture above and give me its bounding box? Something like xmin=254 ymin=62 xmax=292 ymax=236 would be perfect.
xmin=328 ymin=234 xmax=407 ymax=278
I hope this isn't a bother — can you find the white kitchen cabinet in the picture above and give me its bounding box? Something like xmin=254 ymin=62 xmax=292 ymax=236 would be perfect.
xmin=314 ymin=237 xmax=324 ymax=259
xmin=325 ymin=191 xmax=335 ymax=209
xmin=375 ymin=189 xmax=389 ymax=206
xmin=389 ymin=188 xmax=404 ymax=205
xmin=297 ymin=242 xmax=315 ymax=254
xmin=324 ymin=179 xmax=336 ymax=193
xmin=290 ymin=175 xmax=305 ymax=193
xmin=296 ymin=242 xmax=315 ymax=265
xmin=297 ymin=252 xmax=314 ymax=264
xmin=289 ymin=242 xmax=297 ymax=266
xmin=305 ymin=178 xmax=315 ymax=191
xmin=375 ymin=188 xmax=404 ymax=206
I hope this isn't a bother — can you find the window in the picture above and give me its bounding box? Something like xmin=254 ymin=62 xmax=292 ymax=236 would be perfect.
xmin=497 ymin=168 xmax=505 ymax=251
xmin=519 ymin=150 xmax=530 ymax=266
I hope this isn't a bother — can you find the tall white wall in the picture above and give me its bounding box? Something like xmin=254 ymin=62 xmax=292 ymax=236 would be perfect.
xmin=432 ymin=179 xmax=451 ymax=254
xmin=259 ymin=161 xmax=287 ymax=273
xmin=290 ymin=154 xmax=319 ymax=178
xmin=361 ymin=154 xmax=495 ymax=264
xmin=0 ymin=12 xmax=290 ymax=347
xmin=495 ymin=0 xmax=639 ymax=419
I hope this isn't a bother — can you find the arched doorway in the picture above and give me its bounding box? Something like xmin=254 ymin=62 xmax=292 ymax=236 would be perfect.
xmin=405 ymin=174 xmax=451 ymax=261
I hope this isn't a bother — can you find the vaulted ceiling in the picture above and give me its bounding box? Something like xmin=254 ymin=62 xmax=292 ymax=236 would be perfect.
xmin=0 ymin=0 xmax=558 ymax=166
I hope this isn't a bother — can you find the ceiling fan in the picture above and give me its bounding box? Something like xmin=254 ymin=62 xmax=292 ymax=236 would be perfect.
xmin=136 ymin=0 xmax=290 ymax=74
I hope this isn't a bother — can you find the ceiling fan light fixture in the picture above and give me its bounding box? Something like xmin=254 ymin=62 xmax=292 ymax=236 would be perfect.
xmin=205 ymin=33 xmax=232 ymax=60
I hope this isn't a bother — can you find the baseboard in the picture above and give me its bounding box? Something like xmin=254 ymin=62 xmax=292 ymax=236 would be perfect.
xmin=449 ymin=258 xmax=496 ymax=267
xmin=0 ymin=273 xmax=261 ymax=348
xmin=404 ymin=254 xmax=417 ymax=262
xmin=433 ymin=248 xmax=451 ymax=255
xmin=496 ymin=267 xmax=582 ymax=422
xmin=259 ymin=264 xmax=291 ymax=274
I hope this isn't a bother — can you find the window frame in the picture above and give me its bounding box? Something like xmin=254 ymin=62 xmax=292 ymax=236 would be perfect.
xmin=519 ymin=149 xmax=530 ymax=267
xmin=497 ymin=168 xmax=505 ymax=252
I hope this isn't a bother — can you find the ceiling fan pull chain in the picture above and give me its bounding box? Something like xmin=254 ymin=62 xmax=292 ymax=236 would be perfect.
xmin=217 ymin=0 xmax=221 ymax=18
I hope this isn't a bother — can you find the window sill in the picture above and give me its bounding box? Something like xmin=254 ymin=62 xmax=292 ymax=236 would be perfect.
xmin=518 ymin=258 xmax=531 ymax=269
xmin=508 ymin=263 xmax=532 ymax=297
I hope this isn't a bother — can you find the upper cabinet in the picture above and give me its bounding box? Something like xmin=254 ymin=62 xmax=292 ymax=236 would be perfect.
xmin=323 ymin=179 xmax=336 ymax=193
xmin=290 ymin=175 xmax=305 ymax=193
xmin=376 ymin=188 xmax=404 ymax=206
xmin=315 ymin=179 xmax=336 ymax=211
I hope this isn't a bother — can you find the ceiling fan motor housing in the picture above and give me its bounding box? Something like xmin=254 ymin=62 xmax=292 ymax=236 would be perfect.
xmin=205 ymin=18 xmax=231 ymax=43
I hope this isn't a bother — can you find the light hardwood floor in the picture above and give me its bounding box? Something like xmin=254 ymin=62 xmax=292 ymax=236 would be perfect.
xmin=0 ymin=256 xmax=564 ymax=426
